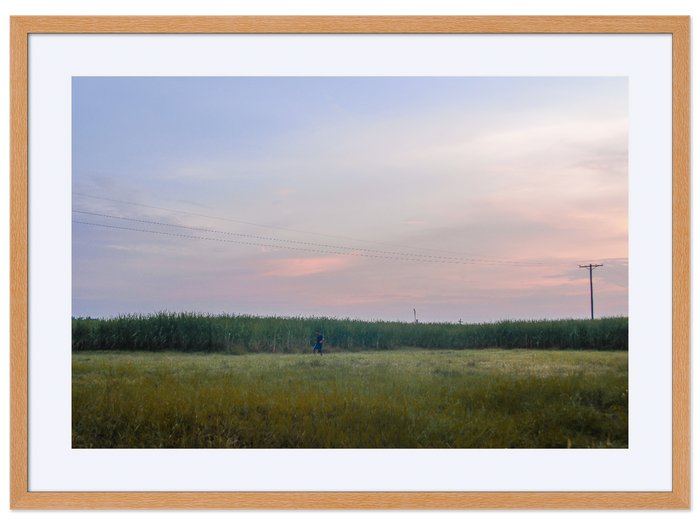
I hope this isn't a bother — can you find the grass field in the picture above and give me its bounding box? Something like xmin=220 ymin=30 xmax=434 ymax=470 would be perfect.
xmin=72 ymin=348 xmax=628 ymax=449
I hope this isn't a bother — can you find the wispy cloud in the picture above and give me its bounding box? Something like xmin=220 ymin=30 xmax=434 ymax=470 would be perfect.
xmin=254 ymin=256 xmax=354 ymax=278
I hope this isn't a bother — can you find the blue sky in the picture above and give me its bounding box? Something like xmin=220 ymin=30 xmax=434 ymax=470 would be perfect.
xmin=72 ymin=76 xmax=628 ymax=322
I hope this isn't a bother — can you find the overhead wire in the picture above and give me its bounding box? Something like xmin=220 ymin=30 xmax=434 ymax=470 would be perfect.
xmin=73 ymin=220 xmax=558 ymax=267
xmin=72 ymin=209 xmax=560 ymax=267
xmin=72 ymin=194 xmax=622 ymax=271
xmin=72 ymin=192 xmax=560 ymax=264
xmin=604 ymin=265 xmax=629 ymax=280
xmin=595 ymin=271 xmax=628 ymax=289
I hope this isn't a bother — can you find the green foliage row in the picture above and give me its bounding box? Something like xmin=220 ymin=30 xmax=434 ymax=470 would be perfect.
xmin=72 ymin=312 xmax=628 ymax=352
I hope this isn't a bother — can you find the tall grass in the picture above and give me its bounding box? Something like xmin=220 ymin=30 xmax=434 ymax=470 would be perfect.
xmin=72 ymin=312 xmax=628 ymax=353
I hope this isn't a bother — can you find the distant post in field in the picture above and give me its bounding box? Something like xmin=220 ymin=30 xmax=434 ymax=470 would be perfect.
xmin=579 ymin=263 xmax=603 ymax=319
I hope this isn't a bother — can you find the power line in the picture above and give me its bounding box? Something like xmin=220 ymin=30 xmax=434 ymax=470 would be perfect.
xmin=597 ymin=265 xmax=628 ymax=287
xmin=72 ymin=192 xmax=556 ymax=264
xmin=596 ymin=271 xmax=628 ymax=289
xmin=74 ymin=192 xmax=469 ymax=254
xmin=74 ymin=220 xmax=556 ymax=267
xmin=72 ymin=209 xmax=557 ymax=267
xmin=604 ymin=265 xmax=629 ymax=280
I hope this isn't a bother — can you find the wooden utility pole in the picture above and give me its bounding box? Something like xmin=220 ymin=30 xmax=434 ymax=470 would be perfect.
xmin=579 ymin=264 xmax=603 ymax=319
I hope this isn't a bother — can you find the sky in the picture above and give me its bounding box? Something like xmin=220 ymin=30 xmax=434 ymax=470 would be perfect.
xmin=72 ymin=76 xmax=628 ymax=323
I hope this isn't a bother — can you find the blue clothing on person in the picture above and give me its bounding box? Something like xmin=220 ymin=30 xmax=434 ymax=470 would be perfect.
xmin=313 ymin=332 xmax=324 ymax=355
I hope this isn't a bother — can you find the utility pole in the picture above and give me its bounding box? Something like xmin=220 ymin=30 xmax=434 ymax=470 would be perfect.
xmin=579 ymin=264 xmax=603 ymax=319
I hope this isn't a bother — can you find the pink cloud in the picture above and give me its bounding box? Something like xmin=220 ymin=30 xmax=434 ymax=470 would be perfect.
xmin=255 ymin=256 xmax=353 ymax=278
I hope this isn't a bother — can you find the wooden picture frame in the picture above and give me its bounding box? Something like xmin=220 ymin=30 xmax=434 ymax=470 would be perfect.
xmin=10 ymin=16 xmax=690 ymax=509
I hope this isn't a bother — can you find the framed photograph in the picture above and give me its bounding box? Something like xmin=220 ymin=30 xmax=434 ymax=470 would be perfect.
xmin=10 ymin=16 xmax=689 ymax=509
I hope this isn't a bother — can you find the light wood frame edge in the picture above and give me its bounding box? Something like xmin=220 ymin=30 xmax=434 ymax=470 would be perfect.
xmin=8 ymin=13 xmax=691 ymax=510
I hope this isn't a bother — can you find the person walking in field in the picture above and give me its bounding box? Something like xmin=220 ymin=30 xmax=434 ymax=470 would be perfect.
xmin=313 ymin=330 xmax=324 ymax=356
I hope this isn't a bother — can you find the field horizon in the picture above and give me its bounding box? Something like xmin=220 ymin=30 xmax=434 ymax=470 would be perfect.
xmin=72 ymin=311 xmax=628 ymax=353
